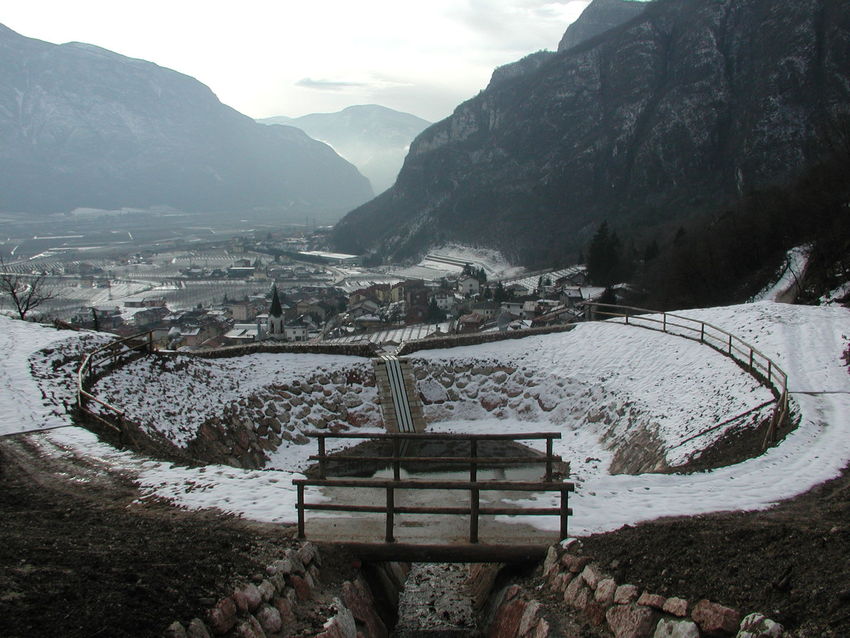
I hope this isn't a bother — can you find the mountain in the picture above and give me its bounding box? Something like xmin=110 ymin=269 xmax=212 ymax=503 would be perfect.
xmin=557 ymin=0 xmax=648 ymax=52
xmin=331 ymin=0 xmax=850 ymax=266
xmin=0 ymin=24 xmax=372 ymax=219
xmin=259 ymin=105 xmax=430 ymax=194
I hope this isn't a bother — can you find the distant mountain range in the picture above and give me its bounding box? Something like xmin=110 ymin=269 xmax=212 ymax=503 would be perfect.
xmin=331 ymin=0 xmax=850 ymax=266
xmin=0 ymin=24 xmax=372 ymax=219
xmin=259 ymin=105 xmax=431 ymax=194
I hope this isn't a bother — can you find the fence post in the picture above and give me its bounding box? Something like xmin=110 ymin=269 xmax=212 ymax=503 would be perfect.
xmin=767 ymin=360 xmax=772 ymax=384
xmin=625 ymin=308 xmax=629 ymax=325
xmin=393 ymin=437 xmax=401 ymax=481
xmin=470 ymin=439 xmax=478 ymax=482
xmin=662 ymin=313 xmax=667 ymax=332
xmin=470 ymin=486 xmax=480 ymax=543
xmin=728 ymin=334 xmax=733 ymax=355
xmin=318 ymin=436 xmax=327 ymax=479
xmin=749 ymin=349 xmax=754 ymax=372
xmin=297 ymin=484 xmax=305 ymax=539
xmin=545 ymin=438 xmax=553 ymax=482
xmin=700 ymin=324 xmax=705 ymax=344
xmin=560 ymin=490 xmax=570 ymax=540
xmin=385 ymin=487 xmax=395 ymax=543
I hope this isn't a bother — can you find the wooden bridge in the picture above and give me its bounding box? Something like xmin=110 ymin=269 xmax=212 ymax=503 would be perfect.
xmin=293 ymin=431 xmax=573 ymax=563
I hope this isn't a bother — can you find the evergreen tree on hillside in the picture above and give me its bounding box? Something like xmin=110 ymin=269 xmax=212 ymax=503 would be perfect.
xmin=587 ymin=221 xmax=623 ymax=286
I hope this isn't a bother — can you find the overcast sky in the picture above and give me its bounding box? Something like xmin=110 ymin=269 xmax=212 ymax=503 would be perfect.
xmin=3 ymin=0 xmax=591 ymax=122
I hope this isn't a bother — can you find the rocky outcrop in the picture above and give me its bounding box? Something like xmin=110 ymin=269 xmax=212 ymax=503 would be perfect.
xmin=557 ymin=0 xmax=648 ymax=52
xmin=0 ymin=23 xmax=372 ymax=217
xmin=331 ymin=0 xmax=850 ymax=266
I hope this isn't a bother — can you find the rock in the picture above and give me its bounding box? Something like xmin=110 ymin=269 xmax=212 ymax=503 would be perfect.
xmin=637 ymin=592 xmax=667 ymax=611
xmin=186 ymin=618 xmax=211 ymax=638
xmin=662 ymin=597 xmax=689 ymax=617
xmin=581 ymin=563 xmax=603 ymax=590
xmin=489 ymin=596 xmax=527 ymax=638
xmin=606 ymin=604 xmax=660 ymax=638
xmin=532 ymin=617 xmax=551 ymax=638
xmin=595 ymin=578 xmax=618 ymax=606
xmin=552 ymin=572 xmax=573 ymax=593
xmin=164 ymin=621 xmax=187 ymax=638
xmin=284 ymin=548 xmax=306 ymax=574
xmin=614 ymin=584 xmax=640 ymax=605
xmin=274 ymin=597 xmax=297 ymax=626
xmin=258 ymin=580 xmax=275 ymax=603
xmin=692 ymin=600 xmax=742 ymax=636
xmin=341 ymin=579 xmax=388 ymax=638
xmin=266 ymin=558 xmax=294 ymax=576
xmin=233 ymin=583 xmax=263 ymax=614
xmin=255 ymin=604 xmax=282 ymax=635
xmin=316 ymin=602 xmax=357 ymax=638
xmin=518 ymin=600 xmax=543 ymax=635
xmin=564 ymin=577 xmax=591 ymax=610
xmin=561 ymin=554 xmax=592 ymax=573
xmin=298 ymin=541 xmax=319 ymax=566
xmin=206 ymin=597 xmax=237 ymax=635
xmin=585 ymin=601 xmax=608 ymax=627
xmin=543 ymin=546 xmax=560 ymax=578
xmin=288 ymin=574 xmax=313 ymax=600
xmin=654 ymin=618 xmax=700 ymax=638
xmin=736 ymin=612 xmax=785 ymax=638
xmin=233 ymin=615 xmax=266 ymax=638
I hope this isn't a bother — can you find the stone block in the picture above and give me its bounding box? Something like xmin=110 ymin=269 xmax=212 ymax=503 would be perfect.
xmin=585 ymin=601 xmax=608 ymax=627
xmin=255 ymin=604 xmax=282 ymax=635
xmin=233 ymin=614 xmax=266 ymax=638
xmin=561 ymin=554 xmax=592 ymax=573
xmin=692 ymin=600 xmax=741 ymax=636
xmin=288 ymin=574 xmax=313 ymax=600
xmin=518 ymin=600 xmax=542 ymax=636
xmin=581 ymin=563 xmax=603 ymax=590
xmin=274 ymin=597 xmax=297 ymax=626
xmin=206 ymin=597 xmax=237 ymax=635
xmin=637 ymin=592 xmax=667 ymax=611
xmin=341 ymin=579 xmax=388 ymax=638
xmin=297 ymin=541 xmax=319 ymax=567
xmin=542 ymin=546 xmax=560 ymax=578
xmin=662 ymin=597 xmax=689 ymax=618
xmin=257 ymin=580 xmax=275 ymax=603
xmin=186 ymin=618 xmax=212 ymax=638
xmin=736 ymin=612 xmax=785 ymax=637
xmin=653 ymin=618 xmax=700 ymax=638
xmin=614 ymin=584 xmax=640 ymax=605
xmin=233 ymin=583 xmax=262 ymax=614
xmin=164 ymin=621 xmax=187 ymax=638
xmin=605 ymin=604 xmax=660 ymax=638
xmin=595 ymin=578 xmax=618 ymax=606
xmin=564 ymin=577 xmax=591 ymax=610
xmin=552 ymin=572 xmax=573 ymax=593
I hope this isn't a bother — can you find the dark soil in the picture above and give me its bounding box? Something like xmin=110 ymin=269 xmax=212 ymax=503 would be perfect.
xmin=0 ymin=436 xmax=358 ymax=638
xmin=578 ymin=462 xmax=850 ymax=637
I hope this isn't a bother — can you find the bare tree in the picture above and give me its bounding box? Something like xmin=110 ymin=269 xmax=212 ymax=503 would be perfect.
xmin=0 ymin=255 xmax=56 ymax=320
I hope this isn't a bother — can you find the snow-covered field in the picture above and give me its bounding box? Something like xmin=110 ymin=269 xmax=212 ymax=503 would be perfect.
xmin=1 ymin=301 xmax=848 ymax=536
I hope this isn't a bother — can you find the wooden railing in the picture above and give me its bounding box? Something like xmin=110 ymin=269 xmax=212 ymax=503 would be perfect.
xmin=294 ymin=431 xmax=573 ymax=544
xmin=585 ymin=303 xmax=790 ymax=447
xmin=76 ymin=331 xmax=155 ymax=439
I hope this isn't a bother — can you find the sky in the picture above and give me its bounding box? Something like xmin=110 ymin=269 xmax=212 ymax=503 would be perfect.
xmin=2 ymin=0 xmax=592 ymax=123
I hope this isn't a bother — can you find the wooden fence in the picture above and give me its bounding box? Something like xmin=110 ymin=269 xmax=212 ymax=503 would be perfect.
xmin=585 ymin=303 xmax=790 ymax=447
xmin=293 ymin=431 xmax=573 ymax=544
xmin=76 ymin=331 xmax=154 ymax=440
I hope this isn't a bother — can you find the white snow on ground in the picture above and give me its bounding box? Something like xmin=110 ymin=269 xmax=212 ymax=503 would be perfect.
xmin=423 ymin=244 xmax=526 ymax=280
xmin=1 ymin=301 xmax=848 ymax=537
xmin=751 ymin=245 xmax=810 ymax=302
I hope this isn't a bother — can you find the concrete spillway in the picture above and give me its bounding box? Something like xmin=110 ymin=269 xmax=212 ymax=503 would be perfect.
xmin=374 ymin=356 xmax=425 ymax=433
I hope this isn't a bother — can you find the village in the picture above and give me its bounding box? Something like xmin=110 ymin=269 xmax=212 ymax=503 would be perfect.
xmin=11 ymin=231 xmax=606 ymax=350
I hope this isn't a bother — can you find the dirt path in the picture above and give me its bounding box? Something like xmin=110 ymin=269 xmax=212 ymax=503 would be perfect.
xmin=0 ymin=435 xmax=354 ymax=638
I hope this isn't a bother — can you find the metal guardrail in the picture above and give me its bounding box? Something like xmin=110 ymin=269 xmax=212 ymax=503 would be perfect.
xmin=584 ymin=303 xmax=790 ymax=448
xmin=294 ymin=431 xmax=573 ymax=544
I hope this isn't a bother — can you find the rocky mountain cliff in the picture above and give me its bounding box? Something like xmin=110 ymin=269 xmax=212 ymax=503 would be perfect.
xmin=331 ymin=0 xmax=850 ymax=266
xmin=0 ymin=24 xmax=372 ymax=218
xmin=260 ymin=105 xmax=430 ymax=194
xmin=558 ymin=0 xmax=648 ymax=52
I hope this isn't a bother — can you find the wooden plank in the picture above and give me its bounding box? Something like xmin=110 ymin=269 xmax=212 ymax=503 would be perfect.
xmin=293 ymin=478 xmax=575 ymax=491
xmin=327 ymin=542 xmax=552 ymax=564
xmin=307 ymin=455 xmax=561 ymax=465
xmin=303 ymin=431 xmax=562 ymax=441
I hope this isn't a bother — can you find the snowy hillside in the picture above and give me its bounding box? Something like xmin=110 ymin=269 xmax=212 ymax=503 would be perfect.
xmin=2 ymin=301 xmax=848 ymax=535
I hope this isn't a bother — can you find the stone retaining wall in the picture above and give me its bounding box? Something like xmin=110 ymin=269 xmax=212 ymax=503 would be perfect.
xmin=503 ymin=540 xmax=787 ymax=638
xmin=169 ymin=342 xmax=377 ymax=360
xmin=163 ymin=542 xmax=389 ymax=638
xmin=396 ymin=324 xmax=577 ymax=356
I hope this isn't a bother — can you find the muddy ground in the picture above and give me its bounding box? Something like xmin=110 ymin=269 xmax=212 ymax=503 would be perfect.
xmin=1 ymin=426 xmax=849 ymax=637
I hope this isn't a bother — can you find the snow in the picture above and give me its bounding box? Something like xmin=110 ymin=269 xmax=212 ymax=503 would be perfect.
xmin=751 ymin=245 xmax=810 ymax=302
xmin=1 ymin=301 xmax=849 ymax=539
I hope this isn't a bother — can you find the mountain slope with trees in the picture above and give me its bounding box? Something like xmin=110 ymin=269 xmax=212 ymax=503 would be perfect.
xmin=0 ymin=24 xmax=372 ymax=219
xmin=331 ymin=0 xmax=850 ymax=269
